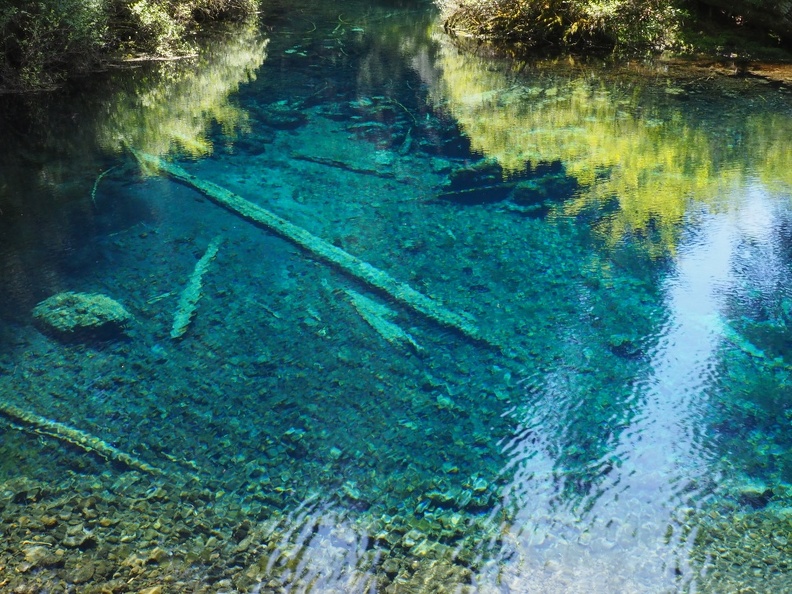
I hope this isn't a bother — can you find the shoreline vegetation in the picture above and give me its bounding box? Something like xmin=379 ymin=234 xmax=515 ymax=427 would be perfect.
xmin=2 ymin=1 xmax=792 ymax=93
xmin=437 ymin=0 xmax=792 ymax=61
xmin=0 ymin=0 xmax=260 ymax=92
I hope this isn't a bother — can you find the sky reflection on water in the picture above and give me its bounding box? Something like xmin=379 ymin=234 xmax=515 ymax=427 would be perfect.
xmin=470 ymin=181 xmax=792 ymax=592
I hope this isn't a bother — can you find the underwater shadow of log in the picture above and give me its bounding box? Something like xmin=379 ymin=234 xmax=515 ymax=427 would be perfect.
xmin=126 ymin=146 xmax=499 ymax=350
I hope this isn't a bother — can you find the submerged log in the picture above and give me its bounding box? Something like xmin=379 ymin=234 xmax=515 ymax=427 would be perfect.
xmin=290 ymin=152 xmax=412 ymax=184
xmin=338 ymin=283 xmax=423 ymax=353
xmin=171 ymin=236 xmax=223 ymax=339
xmin=0 ymin=401 xmax=161 ymax=475
xmin=127 ymin=147 xmax=492 ymax=347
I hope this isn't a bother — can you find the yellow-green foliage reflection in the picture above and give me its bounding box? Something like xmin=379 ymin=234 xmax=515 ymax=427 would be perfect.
xmin=428 ymin=35 xmax=792 ymax=255
xmin=98 ymin=23 xmax=267 ymax=158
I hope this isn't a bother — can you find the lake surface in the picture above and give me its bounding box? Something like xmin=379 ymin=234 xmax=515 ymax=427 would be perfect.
xmin=2 ymin=1 xmax=792 ymax=592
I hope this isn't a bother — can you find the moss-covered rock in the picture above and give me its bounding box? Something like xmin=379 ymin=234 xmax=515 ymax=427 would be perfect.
xmin=32 ymin=291 xmax=133 ymax=339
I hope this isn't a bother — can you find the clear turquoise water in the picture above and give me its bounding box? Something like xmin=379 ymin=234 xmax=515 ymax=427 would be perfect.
xmin=1 ymin=1 xmax=792 ymax=592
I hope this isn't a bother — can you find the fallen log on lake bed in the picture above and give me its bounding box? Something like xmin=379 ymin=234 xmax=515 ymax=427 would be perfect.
xmin=126 ymin=147 xmax=493 ymax=348
xmin=0 ymin=400 xmax=161 ymax=475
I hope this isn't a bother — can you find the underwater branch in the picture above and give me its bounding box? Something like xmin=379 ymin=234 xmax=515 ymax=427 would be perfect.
xmin=126 ymin=147 xmax=496 ymax=349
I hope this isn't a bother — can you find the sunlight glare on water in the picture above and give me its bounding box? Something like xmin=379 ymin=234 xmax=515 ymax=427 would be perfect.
xmin=473 ymin=180 xmax=792 ymax=592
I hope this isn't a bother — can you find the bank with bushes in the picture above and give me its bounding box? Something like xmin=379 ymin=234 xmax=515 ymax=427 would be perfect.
xmin=438 ymin=0 xmax=792 ymax=55
xmin=3 ymin=0 xmax=792 ymax=93
xmin=0 ymin=0 xmax=259 ymax=91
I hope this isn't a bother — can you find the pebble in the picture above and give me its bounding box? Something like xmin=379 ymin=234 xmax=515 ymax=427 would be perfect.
xmin=148 ymin=547 xmax=168 ymax=563
xmin=71 ymin=560 xmax=96 ymax=583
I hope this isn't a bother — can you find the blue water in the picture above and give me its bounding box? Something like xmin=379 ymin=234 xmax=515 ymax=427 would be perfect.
xmin=1 ymin=1 xmax=792 ymax=592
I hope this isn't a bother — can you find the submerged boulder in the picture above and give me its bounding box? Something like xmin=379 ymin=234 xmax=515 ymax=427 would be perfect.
xmin=509 ymin=171 xmax=579 ymax=216
xmin=438 ymin=158 xmax=512 ymax=204
xmin=258 ymin=101 xmax=307 ymax=129
xmin=32 ymin=291 xmax=133 ymax=340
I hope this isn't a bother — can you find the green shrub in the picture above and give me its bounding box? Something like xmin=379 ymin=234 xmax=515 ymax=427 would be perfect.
xmin=0 ymin=0 xmax=261 ymax=91
xmin=1 ymin=0 xmax=107 ymax=90
xmin=438 ymin=0 xmax=686 ymax=52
